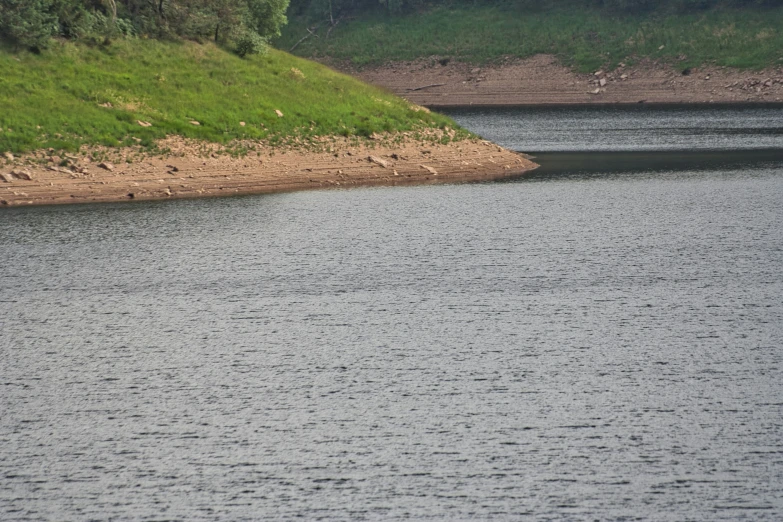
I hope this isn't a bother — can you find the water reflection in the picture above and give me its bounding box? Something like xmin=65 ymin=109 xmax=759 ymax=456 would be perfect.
xmin=444 ymin=104 xmax=783 ymax=152
xmin=525 ymin=149 xmax=783 ymax=179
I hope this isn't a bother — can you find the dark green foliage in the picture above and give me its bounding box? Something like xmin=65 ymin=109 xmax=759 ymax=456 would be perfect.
xmin=287 ymin=0 xmax=783 ymax=17
xmin=596 ymin=0 xmax=783 ymax=13
xmin=280 ymin=1 xmax=783 ymax=70
xmin=0 ymin=0 xmax=290 ymax=56
xmin=0 ymin=0 xmax=58 ymax=51
xmin=248 ymin=0 xmax=289 ymax=38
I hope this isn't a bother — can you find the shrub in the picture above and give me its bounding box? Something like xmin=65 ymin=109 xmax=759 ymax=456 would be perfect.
xmin=0 ymin=0 xmax=57 ymax=51
xmin=234 ymin=29 xmax=268 ymax=56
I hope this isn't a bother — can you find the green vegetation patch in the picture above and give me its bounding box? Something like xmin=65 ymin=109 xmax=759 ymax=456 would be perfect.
xmin=0 ymin=39 xmax=459 ymax=154
xmin=279 ymin=5 xmax=783 ymax=72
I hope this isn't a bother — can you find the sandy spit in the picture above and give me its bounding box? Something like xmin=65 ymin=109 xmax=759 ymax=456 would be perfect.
xmin=343 ymin=54 xmax=783 ymax=107
xmin=0 ymin=135 xmax=537 ymax=208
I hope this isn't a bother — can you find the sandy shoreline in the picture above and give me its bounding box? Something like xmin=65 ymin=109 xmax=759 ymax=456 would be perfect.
xmin=342 ymin=55 xmax=783 ymax=107
xmin=0 ymin=135 xmax=537 ymax=207
xmin=8 ymin=54 xmax=780 ymax=208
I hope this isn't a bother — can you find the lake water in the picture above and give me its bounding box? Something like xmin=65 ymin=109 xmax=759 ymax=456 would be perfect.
xmin=2 ymin=105 xmax=783 ymax=520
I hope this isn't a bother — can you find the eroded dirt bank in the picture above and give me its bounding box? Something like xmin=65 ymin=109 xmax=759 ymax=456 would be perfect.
xmin=342 ymin=55 xmax=783 ymax=106
xmin=0 ymin=135 xmax=537 ymax=207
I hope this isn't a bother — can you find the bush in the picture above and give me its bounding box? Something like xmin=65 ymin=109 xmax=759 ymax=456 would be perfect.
xmin=0 ymin=1 xmax=291 ymax=51
xmin=0 ymin=0 xmax=57 ymax=50
xmin=235 ymin=29 xmax=268 ymax=56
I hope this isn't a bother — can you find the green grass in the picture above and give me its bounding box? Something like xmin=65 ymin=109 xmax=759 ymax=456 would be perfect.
xmin=0 ymin=39 xmax=460 ymax=154
xmin=278 ymin=5 xmax=783 ymax=72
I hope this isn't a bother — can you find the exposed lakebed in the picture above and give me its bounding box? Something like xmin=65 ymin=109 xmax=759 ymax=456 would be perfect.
xmin=2 ymin=105 xmax=782 ymax=520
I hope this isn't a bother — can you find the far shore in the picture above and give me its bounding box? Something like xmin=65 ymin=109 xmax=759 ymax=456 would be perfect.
xmin=338 ymin=54 xmax=783 ymax=107
xmin=0 ymin=135 xmax=537 ymax=207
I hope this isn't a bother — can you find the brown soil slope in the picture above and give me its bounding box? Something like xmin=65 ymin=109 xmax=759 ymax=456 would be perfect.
xmin=0 ymin=136 xmax=537 ymax=207
xmin=346 ymin=55 xmax=783 ymax=106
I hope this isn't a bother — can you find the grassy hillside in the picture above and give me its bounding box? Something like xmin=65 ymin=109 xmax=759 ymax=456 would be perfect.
xmin=0 ymin=39 xmax=461 ymax=155
xmin=278 ymin=5 xmax=783 ymax=72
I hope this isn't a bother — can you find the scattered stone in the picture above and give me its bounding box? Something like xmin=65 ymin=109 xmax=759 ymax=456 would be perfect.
xmin=0 ymin=172 xmax=12 ymax=182
xmin=137 ymin=120 xmax=152 ymax=127
xmin=11 ymin=169 xmax=33 ymax=180
xmin=3 ymin=152 xmax=13 ymax=161
xmin=705 ymin=75 xmax=711 ymax=80
xmin=471 ymin=68 xmax=481 ymax=74
xmin=190 ymin=120 xmax=200 ymax=126
xmin=599 ymin=78 xmax=607 ymax=87
xmin=621 ymin=74 xmax=628 ymax=80
xmin=420 ymin=165 xmax=438 ymax=175
xmin=164 ymin=188 xmax=172 ymax=196
xmin=658 ymin=45 xmax=665 ymax=50
xmin=275 ymin=109 xmax=284 ymax=118
xmin=99 ymin=102 xmax=113 ymax=108
xmin=590 ymin=88 xmax=601 ymax=95
xmin=594 ymin=70 xmax=604 ymax=77
xmin=239 ymin=121 xmax=246 ymax=127
xmin=368 ymin=155 xmax=388 ymax=168
xmin=97 ymin=162 xmax=114 ymax=171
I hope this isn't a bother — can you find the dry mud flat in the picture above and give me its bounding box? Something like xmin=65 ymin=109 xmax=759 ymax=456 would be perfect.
xmin=0 ymin=135 xmax=536 ymax=207
xmin=347 ymin=55 xmax=783 ymax=106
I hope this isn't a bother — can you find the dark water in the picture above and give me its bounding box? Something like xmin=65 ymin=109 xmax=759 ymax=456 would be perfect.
xmin=2 ymin=106 xmax=783 ymax=520
xmin=446 ymin=104 xmax=783 ymax=152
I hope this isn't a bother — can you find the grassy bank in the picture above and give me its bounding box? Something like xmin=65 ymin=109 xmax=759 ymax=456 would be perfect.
xmin=278 ymin=5 xmax=783 ymax=72
xmin=0 ymin=39 xmax=463 ymax=155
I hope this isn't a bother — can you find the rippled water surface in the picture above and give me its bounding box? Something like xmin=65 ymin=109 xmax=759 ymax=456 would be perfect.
xmin=445 ymin=104 xmax=783 ymax=151
xmin=2 ymin=106 xmax=783 ymax=520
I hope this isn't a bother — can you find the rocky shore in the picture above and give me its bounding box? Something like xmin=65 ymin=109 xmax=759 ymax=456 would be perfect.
xmin=0 ymin=134 xmax=537 ymax=207
xmin=344 ymin=54 xmax=783 ymax=107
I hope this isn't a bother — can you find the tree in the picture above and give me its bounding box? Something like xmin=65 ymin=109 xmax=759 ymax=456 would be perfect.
xmin=0 ymin=0 xmax=58 ymax=50
xmin=0 ymin=0 xmax=292 ymax=54
xmin=248 ymin=0 xmax=289 ymax=39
